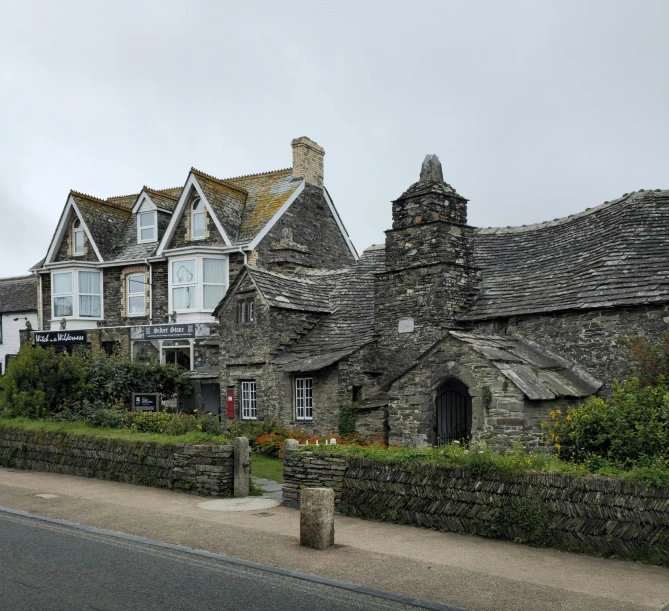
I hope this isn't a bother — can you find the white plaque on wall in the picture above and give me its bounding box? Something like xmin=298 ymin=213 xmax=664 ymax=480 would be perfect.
xmin=398 ymin=318 xmax=414 ymax=333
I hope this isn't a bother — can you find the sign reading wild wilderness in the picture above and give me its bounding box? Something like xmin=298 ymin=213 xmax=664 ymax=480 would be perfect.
xmin=33 ymin=331 xmax=87 ymax=345
xmin=132 ymin=393 xmax=160 ymax=412
xmin=145 ymin=324 xmax=196 ymax=339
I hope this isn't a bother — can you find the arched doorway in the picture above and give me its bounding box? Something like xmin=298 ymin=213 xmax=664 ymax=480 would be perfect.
xmin=436 ymin=379 xmax=472 ymax=445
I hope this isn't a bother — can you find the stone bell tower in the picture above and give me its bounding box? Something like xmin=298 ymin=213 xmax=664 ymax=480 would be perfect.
xmin=374 ymin=155 xmax=479 ymax=380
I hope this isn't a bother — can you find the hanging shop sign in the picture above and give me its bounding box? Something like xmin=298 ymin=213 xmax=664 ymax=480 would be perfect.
xmin=145 ymin=324 xmax=196 ymax=339
xmin=132 ymin=393 xmax=160 ymax=412
xmin=33 ymin=331 xmax=87 ymax=345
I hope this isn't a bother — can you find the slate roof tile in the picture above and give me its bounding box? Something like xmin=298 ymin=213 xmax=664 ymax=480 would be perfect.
xmin=0 ymin=275 xmax=38 ymax=313
xmin=465 ymin=191 xmax=669 ymax=319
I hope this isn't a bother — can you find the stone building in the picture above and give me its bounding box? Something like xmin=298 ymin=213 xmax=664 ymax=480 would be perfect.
xmin=0 ymin=276 xmax=38 ymax=374
xmin=26 ymin=136 xmax=357 ymax=412
xmin=216 ymin=153 xmax=669 ymax=448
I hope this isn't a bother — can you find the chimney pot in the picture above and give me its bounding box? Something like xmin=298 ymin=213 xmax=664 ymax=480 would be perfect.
xmin=291 ymin=137 xmax=325 ymax=187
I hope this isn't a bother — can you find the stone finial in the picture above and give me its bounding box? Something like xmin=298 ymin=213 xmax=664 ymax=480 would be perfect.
xmin=60 ymin=318 xmax=67 ymax=330
xmin=24 ymin=320 xmax=32 ymax=331
xmin=420 ymin=154 xmax=444 ymax=183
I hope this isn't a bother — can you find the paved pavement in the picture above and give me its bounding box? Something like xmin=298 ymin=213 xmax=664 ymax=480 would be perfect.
xmin=0 ymin=467 xmax=668 ymax=611
xmin=0 ymin=512 xmax=435 ymax=611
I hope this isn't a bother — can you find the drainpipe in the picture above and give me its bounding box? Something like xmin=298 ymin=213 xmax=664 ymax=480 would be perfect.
xmin=38 ymin=273 xmax=44 ymax=331
xmin=143 ymin=258 xmax=152 ymax=323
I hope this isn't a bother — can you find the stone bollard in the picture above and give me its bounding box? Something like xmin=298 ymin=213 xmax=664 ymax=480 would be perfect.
xmin=283 ymin=438 xmax=300 ymax=459
xmin=300 ymin=487 xmax=335 ymax=550
xmin=234 ymin=437 xmax=250 ymax=498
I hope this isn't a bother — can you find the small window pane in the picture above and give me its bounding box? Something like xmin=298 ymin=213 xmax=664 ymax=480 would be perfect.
xmin=203 ymin=258 xmax=225 ymax=284
xmin=140 ymin=228 xmax=155 ymax=241
xmin=172 ymin=260 xmax=196 ymax=284
xmin=74 ymin=230 xmax=84 ymax=253
xmin=204 ymin=285 xmax=226 ymax=310
xmin=241 ymin=381 xmax=257 ymax=420
xmin=128 ymin=295 xmax=144 ymax=315
xmin=139 ymin=212 xmax=154 ymax=227
xmin=73 ymin=219 xmax=81 ymax=228
xmin=80 ymin=295 xmax=101 ymax=318
xmin=79 ymin=271 xmax=101 ymax=295
xmin=53 ymin=272 xmax=72 ymax=295
xmin=173 ymin=286 xmax=196 ymax=310
xmin=192 ymin=212 xmax=205 ymax=238
xmin=128 ymin=275 xmax=144 ymax=294
xmin=192 ymin=199 xmax=201 ymax=211
xmin=54 ymin=296 xmax=73 ymax=317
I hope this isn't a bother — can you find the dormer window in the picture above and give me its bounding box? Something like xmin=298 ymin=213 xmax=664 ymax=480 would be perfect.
xmin=138 ymin=211 xmax=157 ymax=243
xmin=73 ymin=219 xmax=84 ymax=255
xmin=191 ymin=199 xmax=205 ymax=240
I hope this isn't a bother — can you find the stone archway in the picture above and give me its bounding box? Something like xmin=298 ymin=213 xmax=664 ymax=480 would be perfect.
xmin=430 ymin=361 xmax=483 ymax=444
xmin=435 ymin=378 xmax=472 ymax=445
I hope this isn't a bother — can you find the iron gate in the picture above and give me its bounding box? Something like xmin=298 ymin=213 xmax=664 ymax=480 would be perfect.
xmin=436 ymin=379 xmax=472 ymax=445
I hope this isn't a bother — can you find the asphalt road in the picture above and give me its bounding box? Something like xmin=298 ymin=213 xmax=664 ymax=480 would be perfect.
xmin=0 ymin=512 xmax=447 ymax=611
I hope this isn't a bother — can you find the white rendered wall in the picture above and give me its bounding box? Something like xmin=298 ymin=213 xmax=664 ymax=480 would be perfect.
xmin=1 ymin=311 xmax=38 ymax=374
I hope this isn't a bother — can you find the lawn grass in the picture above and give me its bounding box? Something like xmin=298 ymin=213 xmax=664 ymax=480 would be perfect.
xmin=0 ymin=416 xmax=231 ymax=446
xmin=252 ymin=453 xmax=283 ymax=483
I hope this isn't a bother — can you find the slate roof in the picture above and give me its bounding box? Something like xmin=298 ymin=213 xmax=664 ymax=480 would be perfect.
xmin=245 ymin=266 xmax=334 ymax=313
xmin=0 ymin=275 xmax=38 ymax=314
xmin=71 ymin=192 xmax=131 ymax=261
xmin=449 ymin=331 xmax=602 ymax=400
xmin=273 ymin=245 xmax=386 ymax=372
xmin=226 ymin=169 xmax=301 ymax=244
xmin=466 ymin=190 xmax=669 ymax=320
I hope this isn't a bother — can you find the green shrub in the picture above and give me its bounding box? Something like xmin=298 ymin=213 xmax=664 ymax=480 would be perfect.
xmin=619 ymin=333 xmax=669 ymax=387
xmin=0 ymin=346 xmax=87 ymax=417
xmin=338 ymin=403 xmax=356 ymax=436
xmin=122 ymin=411 xmax=224 ymax=436
xmin=0 ymin=345 xmax=188 ymax=418
xmin=543 ymin=379 xmax=669 ymax=469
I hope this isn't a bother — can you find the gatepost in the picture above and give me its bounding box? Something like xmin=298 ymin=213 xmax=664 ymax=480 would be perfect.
xmin=233 ymin=437 xmax=250 ymax=498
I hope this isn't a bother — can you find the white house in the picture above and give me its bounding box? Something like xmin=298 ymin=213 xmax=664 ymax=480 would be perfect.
xmin=0 ymin=275 xmax=38 ymax=374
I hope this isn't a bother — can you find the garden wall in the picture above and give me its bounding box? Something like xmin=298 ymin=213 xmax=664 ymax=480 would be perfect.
xmin=283 ymin=451 xmax=669 ymax=564
xmin=0 ymin=427 xmax=235 ymax=497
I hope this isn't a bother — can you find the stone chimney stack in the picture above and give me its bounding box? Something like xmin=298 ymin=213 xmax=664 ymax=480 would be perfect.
xmin=291 ymin=137 xmax=325 ymax=187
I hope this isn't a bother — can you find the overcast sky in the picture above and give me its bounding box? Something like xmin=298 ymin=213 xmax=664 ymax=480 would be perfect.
xmin=1 ymin=0 xmax=668 ymax=277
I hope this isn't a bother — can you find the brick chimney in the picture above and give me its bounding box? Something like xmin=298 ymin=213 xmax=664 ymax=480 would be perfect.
xmin=291 ymin=137 xmax=325 ymax=187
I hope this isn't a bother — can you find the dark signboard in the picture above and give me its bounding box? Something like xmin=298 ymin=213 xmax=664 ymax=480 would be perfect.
xmin=145 ymin=324 xmax=195 ymax=339
xmin=33 ymin=331 xmax=87 ymax=345
xmin=132 ymin=393 xmax=160 ymax=412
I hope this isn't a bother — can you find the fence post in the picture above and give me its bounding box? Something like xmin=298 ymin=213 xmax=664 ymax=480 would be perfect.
xmin=234 ymin=437 xmax=250 ymax=498
xmin=300 ymin=487 xmax=335 ymax=550
xmin=283 ymin=438 xmax=300 ymax=458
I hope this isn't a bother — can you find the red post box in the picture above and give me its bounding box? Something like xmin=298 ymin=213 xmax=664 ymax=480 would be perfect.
xmin=226 ymin=388 xmax=235 ymax=419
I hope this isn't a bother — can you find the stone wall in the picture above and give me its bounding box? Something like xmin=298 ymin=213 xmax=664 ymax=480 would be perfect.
xmin=283 ymin=452 xmax=669 ymax=565
xmin=0 ymin=427 xmax=235 ymax=497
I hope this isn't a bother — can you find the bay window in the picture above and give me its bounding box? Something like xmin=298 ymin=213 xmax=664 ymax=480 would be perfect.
xmin=295 ymin=377 xmax=313 ymax=421
xmin=127 ymin=273 xmax=146 ymax=316
xmin=52 ymin=270 xmax=102 ymax=319
xmin=170 ymin=256 xmax=227 ymax=313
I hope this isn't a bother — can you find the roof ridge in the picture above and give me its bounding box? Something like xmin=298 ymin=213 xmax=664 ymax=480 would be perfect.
xmin=474 ymin=191 xmax=645 ymax=235
xmin=191 ymin=168 xmax=249 ymax=196
xmin=224 ymin=167 xmax=292 ymax=181
xmin=107 ymin=193 xmax=139 ymax=201
xmin=0 ymin=274 xmax=36 ymax=283
xmin=246 ymin=264 xmax=317 ymax=284
xmin=143 ymin=186 xmax=179 ymax=201
xmin=71 ymin=190 xmax=130 ymax=213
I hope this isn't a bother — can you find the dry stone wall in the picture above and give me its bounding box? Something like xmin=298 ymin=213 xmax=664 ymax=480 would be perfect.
xmin=0 ymin=427 xmax=234 ymax=497
xmin=284 ymin=452 xmax=669 ymax=565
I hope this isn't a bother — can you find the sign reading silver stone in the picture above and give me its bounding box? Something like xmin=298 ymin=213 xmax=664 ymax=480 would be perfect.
xmin=398 ymin=318 xmax=415 ymax=333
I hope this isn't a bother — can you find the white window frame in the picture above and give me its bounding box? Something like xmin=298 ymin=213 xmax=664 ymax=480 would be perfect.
xmin=295 ymin=377 xmax=313 ymax=421
xmin=73 ymin=219 xmax=85 ymax=256
xmin=126 ymin=273 xmax=146 ymax=317
xmin=239 ymin=299 xmax=254 ymax=324
xmin=137 ymin=211 xmax=157 ymax=244
xmin=241 ymin=381 xmax=257 ymax=420
xmin=51 ymin=269 xmax=103 ymax=320
xmin=191 ymin=199 xmax=205 ymax=240
xmin=169 ymin=255 xmax=228 ymax=314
